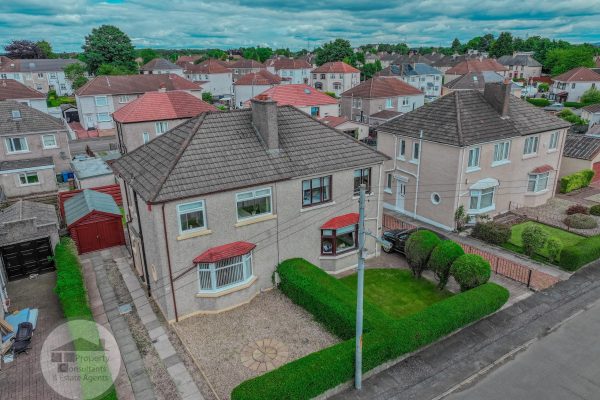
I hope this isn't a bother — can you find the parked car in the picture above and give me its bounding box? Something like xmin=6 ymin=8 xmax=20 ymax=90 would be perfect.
xmin=381 ymin=228 xmax=446 ymax=255
xmin=544 ymin=103 xmax=564 ymax=112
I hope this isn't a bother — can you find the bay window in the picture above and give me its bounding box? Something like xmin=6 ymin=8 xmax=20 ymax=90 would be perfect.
xmin=197 ymin=252 xmax=253 ymax=292
xmin=236 ymin=187 xmax=272 ymax=221
xmin=353 ymin=168 xmax=371 ymax=194
xmin=469 ymin=187 xmax=495 ymax=212
xmin=321 ymin=225 xmax=357 ymax=255
xmin=302 ymin=176 xmax=331 ymax=207
xmin=528 ymin=172 xmax=549 ymax=192
xmin=177 ymin=200 xmax=206 ymax=233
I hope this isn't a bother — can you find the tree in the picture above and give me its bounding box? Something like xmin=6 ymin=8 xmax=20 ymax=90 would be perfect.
xmin=96 ymin=63 xmax=135 ymax=75
xmin=202 ymin=92 xmax=213 ymax=103
xmin=36 ymin=40 xmax=55 ymax=58
xmin=315 ymin=38 xmax=353 ymax=66
xmin=361 ymin=60 xmax=382 ymax=80
xmin=546 ymin=46 xmax=595 ymax=76
xmin=521 ymin=225 xmax=548 ymax=257
xmin=489 ymin=32 xmax=513 ymax=58
xmin=138 ymin=48 xmax=158 ymax=65
xmin=581 ymin=87 xmax=600 ymax=104
xmin=405 ymin=230 xmax=441 ymax=278
xmin=81 ymin=25 xmax=137 ymax=74
xmin=64 ymin=63 xmax=88 ymax=89
xmin=428 ymin=240 xmax=464 ymax=290
xmin=451 ymin=38 xmax=462 ymax=53
xmin=4 ymin=40 xmax=44 ymax=59
xmin=450 ymin=254 xmax=491 ymax=292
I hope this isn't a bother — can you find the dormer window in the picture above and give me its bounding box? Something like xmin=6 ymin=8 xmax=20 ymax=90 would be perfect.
xmin=11 ymin=110 xmax=21 ymax=119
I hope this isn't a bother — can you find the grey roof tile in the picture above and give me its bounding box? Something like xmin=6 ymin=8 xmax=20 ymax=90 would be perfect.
xmin=0 ymin=200 xmax=58 ymax=226
xmin=563 ymin=134 xmax=600 ymax=160
xmin=0 ymin=156 xmax=54 ymax=171
xmin=0 ymin=100 xmax=65 ymax=135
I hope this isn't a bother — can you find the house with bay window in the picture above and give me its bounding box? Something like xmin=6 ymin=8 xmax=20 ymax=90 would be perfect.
xmin=111 ymin=98 xmax=387 ymax=321
xmin=376 ymin=82 xmax=570 ymax=230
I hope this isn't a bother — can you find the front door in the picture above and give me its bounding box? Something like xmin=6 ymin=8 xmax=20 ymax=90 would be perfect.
xmin=396 ymin=180 xmax=406 ymax=211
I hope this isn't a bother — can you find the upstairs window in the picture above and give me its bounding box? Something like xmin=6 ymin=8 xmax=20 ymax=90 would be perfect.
xmin=398 ymin=139 xmax=406 ymax=159
xmin=42 ymin=134 xmax=58 ymax=149
xmin=142 ymin=132 xmax=150 ymax=144
xmin=11 ymin=110 xmax=21 ymax=119
xmin=320 ymin=74 xmax=326 ymax=79
xmin=353 ymin=168 xmax=371 ymax=194
xmin=385 ymin=98 xmax=393 ymax=109
xmin=177 ymin=200 xmax=206 ymax=233
xmin=523 ymin=136 xmax=539 ymax=155
xmin=412 ymin=142 xmax=420 ymax=162
xmin=236 ymin=187 xmax=272 ymax=221
xmin=352 ymin=98 xmax=362 ymax=108
xmin=5 ymin=137 xmax=28 ymax=153
xmin=302 ymin=176 xmax=331 ymax=207
xmin=493 ymin=141 xmax=510 ymax=163
xmin=119 ymin=95 xmax=129 ymax=103
xmin=467 ymin=147 xmax=480 ymax=170
xmin=155 ymin=121 xmax=169 ymax=134
xmin=94 ymin=96 xmax=108 ymax=107
xmin=310 ymin=107 xmax=320 ymax=117
xmin=549 ymin=132 xmax=559 ymax=150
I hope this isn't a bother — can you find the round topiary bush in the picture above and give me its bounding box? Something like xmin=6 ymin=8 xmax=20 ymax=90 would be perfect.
xmin=564 ymin=214 xmax=598 ymax=229
xmin=546 ymin=237 xmax=563 ymax=263
xmin=590 ymin=205 xmax=600 ymax=216
xmin=450 ymin=254 xmax=491 ymax=292
xmin=427 ymin=240 xmax=464 ymax=290
xmin=405 ymin=230 xmax=442 ymax=278
xmin=521 ymin=224 xmax=549 ymax=256
xmin=566 ymin=204 xmax=589 ymax=215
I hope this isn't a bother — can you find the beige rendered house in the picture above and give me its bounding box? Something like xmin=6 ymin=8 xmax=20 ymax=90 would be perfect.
xmin=497 ymin=52 xmax=543 ymax=81
xmin=377 ymin=82 xmax=570 ymax=230
xmin=139 ymin=58 xmax=184 ymax=76
xmin=233 ymin=69 xmax=282 ymax=109
xmin=311 ymin=61 xmax=360 ymax=96
xmin=0 ymin=79 xmax=49 ymax=114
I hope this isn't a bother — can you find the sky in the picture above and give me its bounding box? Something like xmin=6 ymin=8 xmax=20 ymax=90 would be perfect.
xmin=1 ymin=0 xmax=600 ymax=52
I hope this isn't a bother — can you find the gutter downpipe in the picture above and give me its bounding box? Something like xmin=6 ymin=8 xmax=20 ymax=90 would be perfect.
xmin=413 ymin=130 xmax=423 ymax=217
xmin=161 ymin=204 xmax=179 ymax=323
xmin=133 ymin=190 xmax=151 ymax=297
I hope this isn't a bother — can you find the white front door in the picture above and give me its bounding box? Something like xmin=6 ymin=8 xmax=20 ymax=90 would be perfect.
xmin=396 ymin=179 xmax=406 ymax=211
xmin=86 ymin=114 xmax=94 ymax=129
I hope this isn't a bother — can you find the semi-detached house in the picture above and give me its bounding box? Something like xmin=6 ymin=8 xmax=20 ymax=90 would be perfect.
xmin=549 ymin=67 xmax=600 ymax=103
xmin=266 ymin=58 xmax=312 ymax=85
xmin=183 ymin=59 xmax=233 ymax=98
xmin=111 ymin=99 xmax=387 ymax=321
xmin=0 ymin=56 xmax=81 ymax=96
xmin=0 ymin=79 xmax=49 ymax=114
xmin=311 ymin=61 xmax=360 ymax=96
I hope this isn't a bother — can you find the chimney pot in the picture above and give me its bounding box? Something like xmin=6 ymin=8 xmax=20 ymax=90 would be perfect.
xmin=251 ymin=97 xmax=279 ymax=152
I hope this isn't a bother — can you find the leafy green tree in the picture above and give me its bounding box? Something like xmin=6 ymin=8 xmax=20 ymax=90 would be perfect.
xmin=4 ymin=40 xmax=44 ymax=59
xmin=138 ymin=48 xmax=158 ymax=64
xmin=96 ymin=63 xmax=135 ymax=75
xmin=546 ymin=237 xmax=563 ymax=263
xmin=242 ymin=47 xmax=273 ymax=63
xmin=206 ymin=49 xmax=226 ymax=60
xmin=202 ymin=92 xmax=213 ymax=103
xmin=64 ymin=63 xmax=88 ymax=89
xmin=581 ymin=87 xmax=600 ymax=104
xmin=521 ymin=225 xmax=548 ymax=257
xmin=82 ymin=25 xmax=137 ymax=74
xmin=274 ymin=48 xmax=292 ymax=57
xmin=450 ymin=254 xmax=491 ymax=292
xmin=451 ymin=38 xmax=462 ymax=53
xmin=405 ymin=230 xmax=441 ymax=278
xmin=360 ymin=60 xmax=382 ymax=80
xmin=546 ymin=46 xmax=595 ymax=75
xmin=315 ymin=38 xmax=353 ymax=66
xmin=489 ymin=32 xmax=513 ymax=58
xmin=36 ymin=40 xmax=55 ymax=58
xmin=428 ymin=240 xmax=464 ymax=290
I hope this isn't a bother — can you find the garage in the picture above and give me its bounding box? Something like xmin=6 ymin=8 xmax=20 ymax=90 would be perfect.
xmin=0 ymin=200 xmax=59 ymax=281
xmin=65 ymin=189 xmax=125 ymax=254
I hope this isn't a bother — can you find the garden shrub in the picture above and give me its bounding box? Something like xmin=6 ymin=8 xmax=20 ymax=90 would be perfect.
xmin=559 ymin=236 xmax=600 ymax=271
xmin=471 ymin=221 xmax=511 ymax=245
xmin=560 ymin=169 xmax=595 ymax=193
xmin=521 ymin=224 xmax=549 ymax=256
xmin=563 ymin=214 xmax=598 ymax=229
xmin=564 ymin=102 xmax=584 ymax=108
xmin=590 ymin=205 xmax=600 ymax=216
xmin=526 ymin=98 xmax=550 ymax=107
xmin=405 ymin=230 xmax=441 ymax=278
xmin=546 ymin=237 xmax=563 ymax=263
xmin=450 ymin=254 xmax=491 ymax=292
xmin=566 ymin=204 xmax=589 ymax=215
xmin=427 ymin=240 xmax=464 ymax=290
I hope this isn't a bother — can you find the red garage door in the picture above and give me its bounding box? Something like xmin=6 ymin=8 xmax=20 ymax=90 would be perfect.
xmin=593 ymin=162 xmax=600 ymax=183
xmin=73 ymin=217 xmax=125 ymax=254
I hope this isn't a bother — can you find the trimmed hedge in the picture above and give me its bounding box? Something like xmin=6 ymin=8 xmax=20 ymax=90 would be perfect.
xmin=405 ymin=230 xmax=441 ymax=277
xmin=450 ymin=254 xmax=491 ymax=292
xmin=590 ymin=205 xmax=600 ymax=216
xmin=427 ymin=240 xmax=464 ymax=289
xmin=526 ymin=98 xmax=550 ymax=107
xmin=471 ymin=221 xmax=511 ymax=245
xmin=560 ymin=169 xmax=595 ymax=193
xmin=563 ymin=214 xmax=598 ymax=229
xmin=231 ymin=280 xmax=508 ymax=400
xmin=564 ymin=101 xmax=584 ymax=108
xmin=559 ymin=236 xmax=600 ymax=271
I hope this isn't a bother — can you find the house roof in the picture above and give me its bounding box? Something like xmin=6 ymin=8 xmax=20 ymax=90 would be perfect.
xmin=230 ymin=59 xmax=265 ymax=69
xmin=76 ymin=74 xmax=201 ymax=96
xmin=370 ymin=110 xmax=403 ymax=120
xmin=234 ymin=70 xmax=282 ymax=86
xmin=71 ymin=156 xmax=113 ymax=179
xmin=111 ymin=105 xmax=388 ymax=203
xmin=376 ymin=63 xmax=442 ymax=77
xmin=184 ymin=59 xmax=231 ymax=74
xmin=497 ymin=54 xmax=542 ymax=67
xmin=321 ymin=213 xmax=359 ymax=229
xmin=0 ymin=200 xmax=57 ymax=227
xmin=445 ymin=59 xmax=508 ymax=75
xmin=444 ymin=71 xmax=506 ymax=91
xmin=532 ymin=76 xmax=554 ymax=85
xmin=112 ymin=91 xmax=217 ymax=123
xmin=0 ymin=57 xmax=80 ymax=73
xmin=563 ymin=134 xmax=600 ymax=160
xmin=176 ymin=55 xmax=203 ymax=64
xmin=64 ymin=190 xmax=121 ymax=226
xmin=388 ymin=54 xmax=435 ymax=66
xmin=140 ymin=58 xmax=181 ymax=71
xmin=193 ymin=241 xmax=256 ymax=263
xmin=0 ymin=100 xmax=65 ymax=136
xmin=0 ymin=156 xmax=54 ymax=172
xmin=312 ymin=62 xmax=359 ymax=74
xmin=582 ymin=103 xmax=600 ymax=113
xmin=252 ymin=84 xmax=338 ymax=107
xmin=320 ymin=115 xmax=349 ymax=128
xmin=266 ymin=58 xmax=312 ymax=70
xmin=377 ymin=86 xmax=571 ymax=147
xmin=341 ymin=77 xmax=422 ymax=98
xmin=0 ymin=79 xmax=45 ymax=100
xmin=553 ymin=67 xmax=600 ymax=82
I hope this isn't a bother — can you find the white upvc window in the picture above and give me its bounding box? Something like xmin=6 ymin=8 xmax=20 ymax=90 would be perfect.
xmin=412 ymin=142 xmax=420 ymax=162
xmin=19 ymin=172 xmax=39 ymax=186
xmin=97 ymin=112 xmax=111 ymax=122
xmin=397 ymin=139 xmax=406 ymax=160
xmin=94 ymin=96 xmax=108 ymax=107
xmin=236 ymin=187 xmax=273 ymax=221
xmin=493 ymin=141 xmax=511 ymax=164
xmin=401 ymin=97 xmax=409 ymax=106
xmin=469 ymin=187 xmax=495 ymax=212
xmin=155 ymin=121 xmax=169 ymax=135
xmin=11 ymin=110 xmax=21 ymax=119
xmin=467 ymin=147 xmax=480 ymax=170
xmin=385 ymin=98 xmax=393 ymax=109
xmin=5 ymin=137 xmax=29 ymax=153
xmin=197 ymin=252 xmax=253 ymax=292
xmin=385 ymin=173 xmax=392 ymax=193
xmin=352 ymin=98 xmax=362 ymax=108
xmin=523 ymin=135 xmax=539 ymax=155
xmin=42 ymin=134 xmax=58 ymax=149
xmin=177 ymin=200 xmax=206 ymax=233
xmin=118 ymin=95 xmax=129 ymax=103
xmin=142 ymin=132 xmax=150 ymax=144
xmin=528 ymin=172 xmax=549 ymax=192
xmin=549 ymin=131 xmax=559 ymax=151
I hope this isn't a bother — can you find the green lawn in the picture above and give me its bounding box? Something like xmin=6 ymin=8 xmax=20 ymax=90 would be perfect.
xmin=340 ymin=269 xmax=452 ymax=320
xmin=505 ymin=221 xmax=584 ymax=260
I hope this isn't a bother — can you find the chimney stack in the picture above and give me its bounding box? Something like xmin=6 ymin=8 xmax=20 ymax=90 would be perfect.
xmin=483 ymin=81 xmax=511 ymax=118
xmin=251 ymin=95 xmax=279 ymax=153
xmin=158 ymin=82 xmax=167 ymax=92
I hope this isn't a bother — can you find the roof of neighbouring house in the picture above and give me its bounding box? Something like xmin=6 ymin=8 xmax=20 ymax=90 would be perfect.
xmin=312 ymin=61 xmax=360 ymax=74
xmin=111 ymin=105 xmax=388 ymax=203
xmin=176 ymin=55 xmax=203 ymax=64
xmin=234 ymin=70 xmax=282 ymax=86
xmin=320 ymin=115 xmax=349 ymax=128
xmin=140 ymin=58 xmax=182 ymax=71
xmin=193 ymin=241 xmax=256 ymax=263
xmin=376 ymin=63 xmax=442 ymax=77
xmin=553 ymin=67 xmax=600 ymax=82
xmin=0 ymin=57 xmax=81 ymax=73
xmin=388 ymin=54 xmax=435 ymax=66
xmin=76 ymin=74 xmax=201 ymax=96
xmin=582 ymin=103 xmax=600 ymax=113
xmin=369 ymin=110 xmax=403 ymax=120
xmin=64 ymin=189 xmax=121 ymax=226
xmin=230 ymin=59 xmax=265 ymax=69
xmin=321 ymin=213 xmax=359 ymax=229
xmin=112 ymin=91 xmax=217 ymax=123
xmin=444 ymin=71 xmax=506 ymax=91
xmin=497 ymin=54 xmax=542 ymax=67
xmin=445 ymin=59 xmax=508 ymax=75
xmin=71 ymin=156 xmax=113 ymax=179
xmin=0 ymin=79 xmax=45 ymax=100
xmin=0 ymin=100 xmax=64 ymax=135
xmin=0 ymin=200 xmax=58 ymax=227
xmin=266 ymin=58 xmax=312 ymax=70
xmin=377 ymin=85 xmax=571 ymax=147
xmin=532 ymin=76 xmax=554 ymax=85
xmin=341 ymin=76 xmax=422 ymax=98
xmin=563 ymin=134 xmax=600 ymax=160
xmin=251 ymin=84 xmax=339 ymax=107
xmin=0 ymin=156 xmax=54 ymax=172
xmin=184 ymin=59 xmax=231 ymax=74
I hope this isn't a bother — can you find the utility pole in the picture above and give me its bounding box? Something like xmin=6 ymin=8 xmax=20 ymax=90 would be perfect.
xmin=355 ymin=183 xmax=366 ymax=389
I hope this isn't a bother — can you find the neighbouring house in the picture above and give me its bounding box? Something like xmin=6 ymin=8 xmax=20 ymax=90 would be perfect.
xmin=311 ymin=62 xmax=360 ymax=96
xmin=549 ymin=67 xmax=600 ymax=103
xmin=497 ymin=52 xmax=543 ymax=81
xmin=376 ymin=82 xmax=571 ymax=230
xmin=340 ymin=76 xmax=424 ymax=125
xmin=0 ymin=101 xmax=71 ymax=200
xmin=561 ymin=134 xmax=600 ymax=183
xmin=382 ymin=54 xmax=436 ymax=68
xmin=140 ymin=58 xmax=184 ymax=76
xmin=444 ymin=59 xmax=508 ymax=83
xmin=320 ymin=115 xmax=369 ymax=140
xmin=0 ymin=79 xmax=48 ymax=113
xmin=183 ymin=59 xmax=232 ymax=98
xmin=442 ymin=72 xmax=522 ymax=97
xmin=368 ymin=110 xmax=403 ymax=127
xmin=176 ymin=55 xmax=203 ymax=65
xmin=431 ymin=54 xmax=471 ymax=74
xmin=113 ymin=90 xmax=217 ymax=153
xmin=74 ymin=74 xmax=203 ymax=134
xmin=581 ymin=103 xmax=600 ymax=128
xmin=376 ymin=63 xmax=443 ymax=100
xmin=233 ymin=70 xmax=283 ymax=109
xmin=250 ymin=84 xmax=340 ymax=117
xmin=265 ymin=57 xmax=312 ymax=84
xmin=230 ymin=59 xmax=266 ymax=81
xmin=0 ymin=56 xmax=82 ymax=96
xmin=71 ymin=155 xmax=116 ymax=189
xmin=111 ymin=99 xmax=388 ymax=320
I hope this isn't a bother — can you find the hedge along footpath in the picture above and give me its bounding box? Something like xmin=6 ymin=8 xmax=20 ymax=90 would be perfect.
xmin=54 ymin=238 xmax=118 ymax=400
xmin=560 ymin=169 xmax=595 ymax=193
xmin=232 ymin=259 xmax=509 ymax=400
xmin=559 ymin=235 xmax=600 ymax=271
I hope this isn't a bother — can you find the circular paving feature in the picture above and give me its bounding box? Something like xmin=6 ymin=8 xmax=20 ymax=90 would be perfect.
xmin=241 ymin=338 xmax=289 ymax=372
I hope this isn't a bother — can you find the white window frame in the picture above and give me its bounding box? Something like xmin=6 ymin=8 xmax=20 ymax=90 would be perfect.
xmin=155 ymin=121 xmax=169 ymax=135
xmin=177 ymin=200 xmax=207 ymax=234
xmin=467 ymin=147 xmax=481 ymax=171
xmin=385 ymin=173 xmax=392 ymax=193
xmin=548 ymin=131 xmax=559 ymax=151
xmin=94 ymin=96 xmax=108 ymax=107
xmin=5 ymin=137 xmax=29 ymax=154
xmin=11 ymin=110 xmax=21 ymax=119
xmin=523 ymin=135 xmax=539 ymax=156
xmin=397 ymin=139 xmax=406 ymax=160
xmin=352 ymin=98 xmax=362 ymax=108
xmin=528 ymin=172 xmax=549 ymax=192
xmin=411 ymin=142 xmax=420 ymax=163
xmin=142 ymin=132 xmax=150 ymax=144
xmin=19 ymin=172 xmax=40 ymax=186
xmin=469 ymin=186 xmax=496 ymax=213
xmin=235 ymin=187 xmax=273 ymax=222
xmin=197 ymin=252 xmax=253 ymax=293
xmin=385 ymin=98 xmax=393 ymax=109
xmin=118 ymin=95 xmax=129 ymax=104
xmin=97 ymin=112 xmax=111 ymax=122
xmin=492 ymin=141 xmax=511 ymax=166
xmin=42 ymin=134 xmax=58 ymax=149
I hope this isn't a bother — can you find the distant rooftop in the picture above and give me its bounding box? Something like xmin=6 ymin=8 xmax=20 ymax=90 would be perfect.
xmin=71 ymin=155 xmax=113 ymax=179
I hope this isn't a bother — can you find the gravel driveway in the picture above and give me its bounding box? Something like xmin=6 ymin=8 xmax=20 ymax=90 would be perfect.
xmin=173 ymin=289 xmax=339 ymax=399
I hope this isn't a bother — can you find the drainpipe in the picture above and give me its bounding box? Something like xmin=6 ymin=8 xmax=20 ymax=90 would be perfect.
xmin=133 ymin=190 xmax=151 ymax=297
xmin=161 ymin=204 xmax=179 ymax=323
xmin=413 ymin=130 xmax=423 ymax=217
xmin=122 ymin=180 xmax=132 ymax=256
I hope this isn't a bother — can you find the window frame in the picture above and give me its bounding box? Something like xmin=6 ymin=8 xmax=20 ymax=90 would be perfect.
xmin=142 ymin=132 xmax=150 ymax=144
xmin=302 ymin=175 xmax=332 ymax=208
xmin=235 ymin=187 xmax=273 ymax=222
xmin=528 ymin=172 xmax=550 ymax=192
xmin=176 ymin=200 xmax=207 ymax=234
xmin=118 ymin=95 xmax=129 ymax=104
xmin=18 ymin=172 xmax=40 ymax=186
xmin=155 ymin=121 xmax=169 ymax=134
xmin=197 ymin=252 xmax=253 ymax=293
xmin=5 ymin=137 xmax=29 ymax=154
xmin=321 ymin=224 xmax=358 ymax=256
xmin=492 ymin=141 xmax=511 ymax=165
xmin=523 ymin=135 xmax=539 ymax=156
xmin=385 ymin=173 xmax=393 ymax=193
xmin=353 ymin=168 xmax=371 ymax=195
xmin=385 ymin=98 xmax=393 ymax=109
xmin=548 ymin=131 xmax=559 ymax=151
xmin=411 ymin=142 xmax=420 ymax=163
xmin=469 ymin=186 xmax=496 ymax=212
xmin=467 ymin=147 xmax=481 ymax=171
xmin=42 ymin=134 xmax=58 ymax=149
xmin=397 ymin=139 xmax=406 ymax=160
xmin=97 ymin=112 xmax=111 ymax=122
xmin=94 ymin=96 xmax=108 ymax=107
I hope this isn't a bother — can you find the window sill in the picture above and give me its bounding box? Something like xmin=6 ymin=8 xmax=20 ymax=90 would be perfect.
xmin=43 ymin=146 xmax=59 ymax=150
xmin=235 ymin=214 xmax=277 ymax=227
xmin=396 ymin=156 xmax=405 ymax=161
xmin=525 ymin=189 xmax=549 ymax=197
xmin=176 ymin=229 xmax=212 ymax=241
xmin=7 ymin=151 xmax=31 ymax=155
xmin=491 ymin=160 xmax=510 ymax=168
xmin=466 ymin=166 xmax=481 ymax=173
xmin=409 ymin=159 xmax=419 ymax=165
xmin=468 ymin=205 xmax=495 ymax=214
xmin=196 ymin=275 xmax=257 ymax=298
xmin=522 ymin=153 xmax=537 ymax=160
xmin=19 ymin=183 xmax=41 ymax=187
xmin=384 ymin=189 xmax=392 ymax=194
xmin=319 ymin=249 xmax=359 ymax=260
xmin=301 ymin=201 xmax=335 ymax=213
xmin=547 ymin=149 xmax=558 ymax=154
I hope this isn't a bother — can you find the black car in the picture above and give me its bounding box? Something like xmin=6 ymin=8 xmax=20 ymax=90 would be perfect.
xmin=381 ymin=228 xmax=447 ymax=255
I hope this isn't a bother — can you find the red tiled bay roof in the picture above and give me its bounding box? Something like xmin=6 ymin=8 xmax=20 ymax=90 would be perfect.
xmin=530 ymin=165 xmax=554 ymax=174
xmin=320 ymin=115 xmax=348 ymax=128
xmin=252 ymin=84 xmax=338 ymax=107
xmin=312 ymin=61 xmax=359 ymax=74
xmin=193 ymin=241 xmax=256 ymax=263
xmin=321 ymin=213 xmax=359 ymax=229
